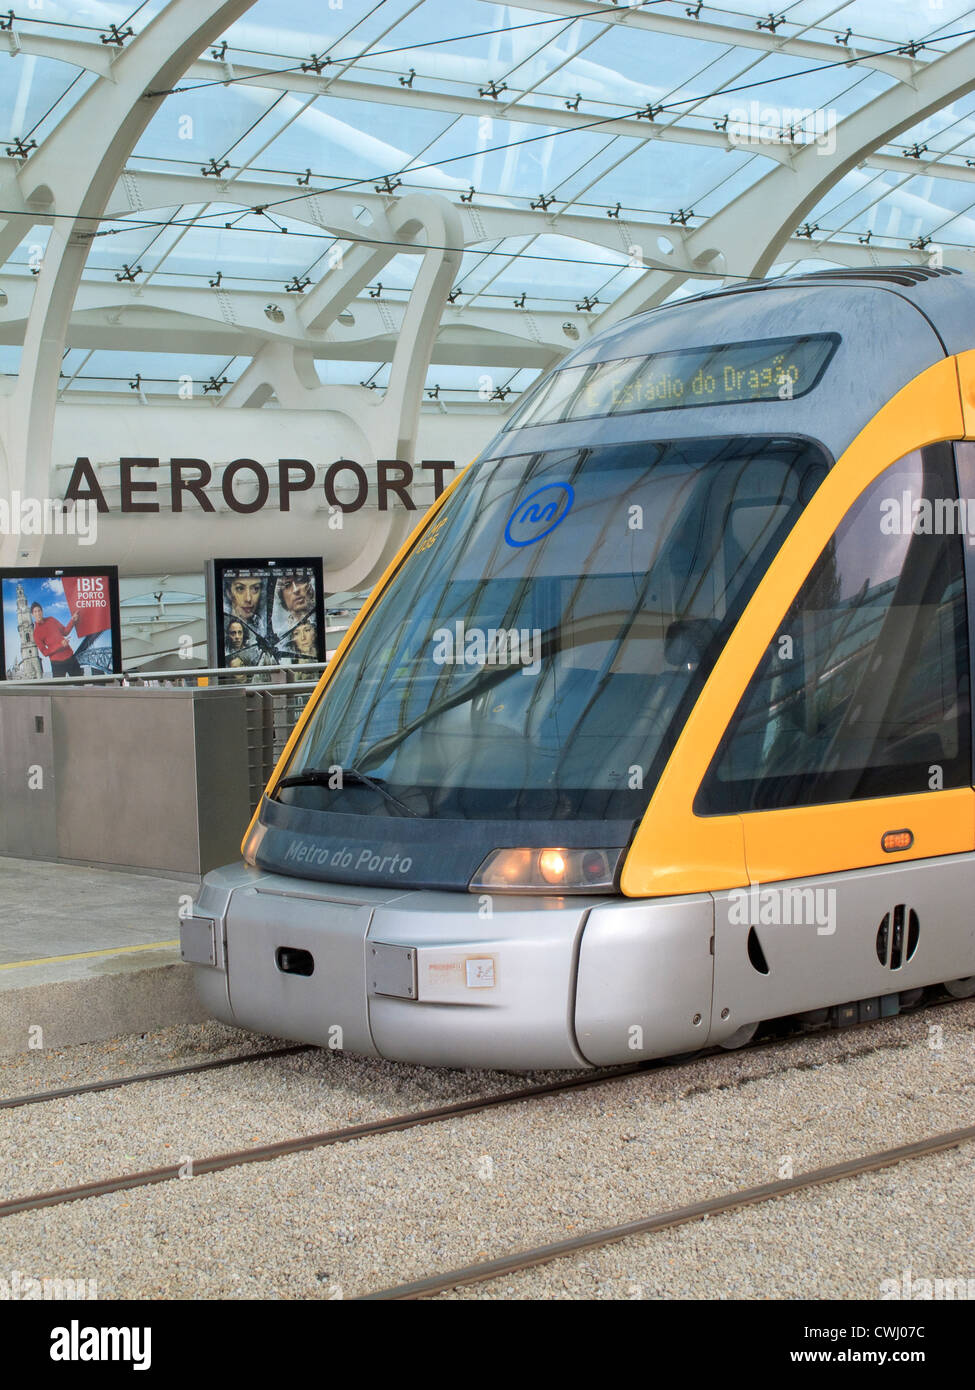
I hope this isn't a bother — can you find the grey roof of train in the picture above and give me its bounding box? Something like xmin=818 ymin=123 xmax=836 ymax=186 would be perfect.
xmin=486 ymin=267 xmax=974 ymax=468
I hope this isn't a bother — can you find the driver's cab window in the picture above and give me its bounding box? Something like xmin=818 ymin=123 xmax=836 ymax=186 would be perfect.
xmin=698 ymin=445 xmax=971 ymax=813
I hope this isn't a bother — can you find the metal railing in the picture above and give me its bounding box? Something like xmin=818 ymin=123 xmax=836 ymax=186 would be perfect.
xmin=1 ymin=660 xmax=328 ymax=688
xmin=0 ymin=661 xmax=329 ymax=816
xmin=243 ymin=680 xmax=323 ymax=811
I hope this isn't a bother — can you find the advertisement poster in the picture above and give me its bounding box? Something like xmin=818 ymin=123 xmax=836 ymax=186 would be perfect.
xmin=0 ymin=567 xmax=121 ymax=680
xmin=208 ymin=557 xmax=326 ymax=681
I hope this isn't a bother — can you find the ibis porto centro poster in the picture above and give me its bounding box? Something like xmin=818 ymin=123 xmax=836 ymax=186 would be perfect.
xmin=0 ymin=567 xmax=122 ymax=681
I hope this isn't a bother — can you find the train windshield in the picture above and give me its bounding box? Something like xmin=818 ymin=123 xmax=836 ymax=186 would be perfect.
xmin=279 ymin=436 xmax=827 ymax=822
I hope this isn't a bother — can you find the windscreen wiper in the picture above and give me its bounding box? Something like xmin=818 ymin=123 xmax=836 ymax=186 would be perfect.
xmin=352 ymin=623 xmax=564 ymax=771
xmin=276 ymin=766 xmax=419 ymax=817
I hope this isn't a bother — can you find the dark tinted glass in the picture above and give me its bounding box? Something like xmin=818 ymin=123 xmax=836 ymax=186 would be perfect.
xmin=698 ymin=445 xmax=971 ymax=813
xmin=280 ymin=436 xmax=827 ymax=822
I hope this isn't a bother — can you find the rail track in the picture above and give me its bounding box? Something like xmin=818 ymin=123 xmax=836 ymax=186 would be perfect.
xmin=1 ymin=993 xmax=969 ymax=1239
xmin=0 ymin=1044 xmax=315 ymax=1110
xmin=0 ymin=1063 xmax=649 ymax=1219
xmin=358 ymin=1121 xmax=975 ymax=1300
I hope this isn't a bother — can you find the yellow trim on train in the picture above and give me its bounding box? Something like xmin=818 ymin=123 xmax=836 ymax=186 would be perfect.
xmin=621 ymin=354 xmax=974 ymax=897
xmin=957 ymin=349 xmax=975 ymax=437
xmin=240 ymin=464 xmax=472 ymax=853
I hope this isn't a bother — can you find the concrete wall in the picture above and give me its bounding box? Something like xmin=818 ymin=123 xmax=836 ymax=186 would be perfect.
xmin=0 ymin=686 xmax=251 ymax=875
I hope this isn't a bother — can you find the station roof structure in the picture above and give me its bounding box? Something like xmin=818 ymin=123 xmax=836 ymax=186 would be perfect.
xmin=3 ymin=0 xmax=975 ymax=412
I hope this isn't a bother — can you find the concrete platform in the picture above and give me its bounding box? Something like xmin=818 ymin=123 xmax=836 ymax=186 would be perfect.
xmin=0 ymin=857 xmax=209 ymax=1053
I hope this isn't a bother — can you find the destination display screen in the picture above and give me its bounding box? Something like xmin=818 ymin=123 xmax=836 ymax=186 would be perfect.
xmin=507 ymin=333 xmax=839 ymax=429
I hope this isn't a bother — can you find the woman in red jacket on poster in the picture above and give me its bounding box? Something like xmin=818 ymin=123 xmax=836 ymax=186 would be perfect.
xmin=30 ymin=602 xmax=84 ymax=677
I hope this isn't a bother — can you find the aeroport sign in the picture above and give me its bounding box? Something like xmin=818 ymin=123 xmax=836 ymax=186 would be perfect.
xmin=62 ymin=457 xmax=457 ymax=514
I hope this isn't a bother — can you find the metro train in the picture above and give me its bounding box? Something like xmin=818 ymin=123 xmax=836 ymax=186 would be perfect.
xmin=183 ymin=265 xmax=975 ymax=1070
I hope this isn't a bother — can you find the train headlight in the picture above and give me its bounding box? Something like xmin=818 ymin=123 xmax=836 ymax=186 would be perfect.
xmin=538 ymin=848 xmax=567 ymax=884
xmin=470 ymin=847 xmax=623 ymax=893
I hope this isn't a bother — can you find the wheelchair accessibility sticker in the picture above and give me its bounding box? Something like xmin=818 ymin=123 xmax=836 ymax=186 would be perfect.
xmin=504 ymin=482 xmax=575 ymax=547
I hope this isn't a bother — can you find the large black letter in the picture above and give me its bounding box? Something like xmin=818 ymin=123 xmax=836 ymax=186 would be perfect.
xmin=421 ymin=460 xmax=455 ymax=498
xmin=64 ymin=458 xmax=110 ymax=514
xmin=170 ymin=459 xmax=214 ymax=513
xmin=323 ymin=459 xmax=368 ymax=513
xmin=377 ymin=460 xmax=415 ymax=511
xmin=222 ymin=460 xmax=270 ymax=514
xmin=120 ymin=458 xmax=160 ymax=513
xmin=278 ymin=460 xmax=315 ymax=512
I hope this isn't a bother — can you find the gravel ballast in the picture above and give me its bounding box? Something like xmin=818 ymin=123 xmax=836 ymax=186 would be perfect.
xmin=0 ymin=1001 xmax=972 ymax=1298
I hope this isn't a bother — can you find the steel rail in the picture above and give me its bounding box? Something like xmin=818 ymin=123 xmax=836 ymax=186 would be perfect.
xmin=0 ymin=1063 xmax=650 ymax=1219
xmin=1 ymin=993 xmax=966 ymax=1223
xmin=0 ymin=1044 xmax=316 ymax=1110
xmin=359 ymin=1121 xmax=975 ymax=1299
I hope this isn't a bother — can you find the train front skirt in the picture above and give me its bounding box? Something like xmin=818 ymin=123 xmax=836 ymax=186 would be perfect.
xmin=181 ymin=855 xmax=975 ymax=1070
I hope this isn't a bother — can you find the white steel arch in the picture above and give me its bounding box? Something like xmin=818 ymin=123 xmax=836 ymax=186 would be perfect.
xmin=0 ymin=0 xmax=258 ymax=567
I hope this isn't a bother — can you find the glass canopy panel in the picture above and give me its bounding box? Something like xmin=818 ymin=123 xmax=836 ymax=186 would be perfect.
xmin=133 ymin=85 xmax=295 ymax=163
xmin=0 ymin=344 xmax=22 ymax=377
xmin=581 ymin=138 xmax=768 ymax=217
xmin=460 ymin=234 xmax=631 ymax=304
xmin=59 ymin=350 xmax=247 ymax=394
xmin=807 ymin=166 xmax=975 ymax=245
xmin=688 ymin=156 xmax=771 ymax=219
xmin=92 ymin=216 xmax=327 ymax=286
xmin=0 ymin=57 xmax=94 ymax=146
xmin=784 ymin=0 xmax=973 ymax=39
xmin=314 ymin=359 xmax=385 ymax=386
xmin=807 ymin=174 xmax=907 ymax=240
xmin=353 ymin=252 xmax=423 ymax=295
xmin=352 ymin=0 xmax=636 ymax=87
xmin=451 ymin=242 xmax=532 ymax=298
xmin=875 ymin=98 xmax=975 ymax=160
xmin=928 ymin=202 xmax=975 ymax=249
xmin=400 ymin=114 xmax=619 ymax=202
xmin=812 ymin=0 xmax=975 ymax=44
xmin=247 ymin=94 xmax=457 ymax=184
xmin=559 ymin=25 xmax=740 ymax=107
xmin=421 ymin=363 xmax=537 ymax=392
xmin=683 ymin=52 xmax=893 ymax=134
xmin=849 ymin=169 xmax=975 ymax=230
xmin=452 ymin=236 xmax=627 ymax=306
xmin=216 ymin=0 xmax=428 ymax=62
xmin=12 ymin=1 xmax=168 ymax=39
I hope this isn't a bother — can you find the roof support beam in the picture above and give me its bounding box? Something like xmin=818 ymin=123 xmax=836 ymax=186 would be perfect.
xmin=1 ymin=5 xmax=920 ymax=93
xmin=0 ymin=273 xmax=574 ymax=358
xmin=224 ymin=193 xmax=464 ymax=456
xmin=471 ymin=0 xmax=917 ymax=83
xmin=0 ymin=0 xmax=258 ymax=570
xmin=11 ymin=164 xmax=972 ymax=288
xmin=598 ymin=34 xmax=975 ymax=328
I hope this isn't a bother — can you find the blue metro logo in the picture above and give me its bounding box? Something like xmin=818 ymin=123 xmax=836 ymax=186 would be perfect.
xmin=504 ymin=482 xmax=575 ymax=547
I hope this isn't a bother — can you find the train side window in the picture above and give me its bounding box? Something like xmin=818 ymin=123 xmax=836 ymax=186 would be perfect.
xmin=952 ymin=441 xmax=975 ymax=788
xmin=697 ymin=445 xmax=972 ymax=813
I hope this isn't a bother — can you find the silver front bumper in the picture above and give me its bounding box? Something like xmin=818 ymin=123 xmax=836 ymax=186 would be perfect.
xmin=183 ymin=862 xmax=715 ymax=1069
